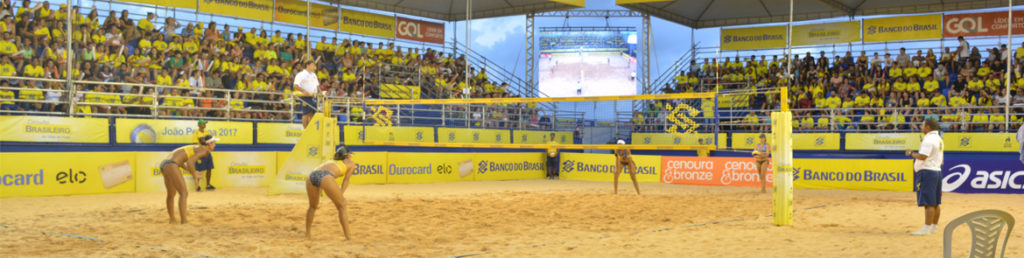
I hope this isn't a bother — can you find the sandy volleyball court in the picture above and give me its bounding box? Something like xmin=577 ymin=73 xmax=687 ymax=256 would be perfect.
xmin=1 ymin=180 xmax=1022 ymax=257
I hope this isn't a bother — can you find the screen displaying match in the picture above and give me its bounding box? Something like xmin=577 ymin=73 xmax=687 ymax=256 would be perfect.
xmin=538 ymin=30 xmax=638 ymax=97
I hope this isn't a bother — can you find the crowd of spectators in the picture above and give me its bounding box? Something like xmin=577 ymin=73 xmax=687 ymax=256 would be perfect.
xmin=659 ymin=36 xmax=1022 ymax=132
xmin=0 ymin=0 xmax=535 ymax=123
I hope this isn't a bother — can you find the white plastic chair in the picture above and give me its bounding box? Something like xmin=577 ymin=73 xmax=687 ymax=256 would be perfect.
xmin=943 ymin=209 xmax=1015 ymax=258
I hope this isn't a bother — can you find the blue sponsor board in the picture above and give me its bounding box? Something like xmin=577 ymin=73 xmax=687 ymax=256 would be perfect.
xmin=942 ymin=160 xmax=1024 ymax=194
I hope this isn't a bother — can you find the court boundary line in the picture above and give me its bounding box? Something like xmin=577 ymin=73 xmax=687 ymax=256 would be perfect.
xmin=0 ymin=224 xmax=219 ymax=257
xmin=450 ymin=202 xmax=840 ymax=257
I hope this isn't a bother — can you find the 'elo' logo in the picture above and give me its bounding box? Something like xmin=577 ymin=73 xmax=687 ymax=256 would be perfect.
xmin=57 ymin=169 xmax=86 ymax=184
xmin=436 ymin=164 xmax=453 ymax=175
xmin=397 ymin=20 xmax=423 ymax=38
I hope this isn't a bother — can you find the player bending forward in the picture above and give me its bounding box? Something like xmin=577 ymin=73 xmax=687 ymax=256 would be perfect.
xmin=613 ymin=140 xmax=640 ymax=195
xmin=159 ymin=135 xmax=218 ymax=224
xmin=305 ymin=146 xmax=356 ymax=240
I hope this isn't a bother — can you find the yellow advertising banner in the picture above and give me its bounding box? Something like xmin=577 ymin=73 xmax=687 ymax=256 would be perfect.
xmin=721 ymin=26 xmax=787 ymax=50
xmin=274 ymin=0 xmax=339 ymax=30
xmin=631 ymin=133 xmax=726 ymax=147
xmin=943 ymin=133 xmax=1018 ymax=152
xmin=116 ymin=118 xmax=253 ymax=144
xmin=792 ymin=133 xmax=840 ymax=150
xmin=513 ymin=130 xmax=572 ymax=144
xmin=792 ymin=21 xmax=861 ymax=46
xmin=437 ymin=128 xmax=511 ymax=144
xmin=199 ymin=0 xmax=274 ymax=22
xmin=0 ymin=115 xmax=108 ymax=143
xmin=731 ymin=133 xmax=839 ymax=151
xmin=863 ymin=14 xmax=942 ymax=42
xmin=472 ymin=153 xmax=546 ymax=181
xmin=386 ymin=152 xmax=474 ymax=184
xmin=792 ymin=158 xmax=913 ymax=191
xmin=257 ymin=122 xmax=304 ymax=144
xmin=343 ymin=125 xmax=434 ymax=145
xmin=845 ymin=133 xmax=922 ymax=151
xmin=135 ymin=151 xmax=278 ymax=192
xmin=558 ymin=153 xmax=661 ymax=182
xmin=340 ymin=9 xmax=395 ymax=38
xmin=1 ymin=152 xmax=136 ymax=197
xmin=121 ymin=0 xmax=197 ymax=9
xmin=343 ymin=151 xmax=387 ymax=185
xmin=379 ymin=84 xmax=421 ymax=99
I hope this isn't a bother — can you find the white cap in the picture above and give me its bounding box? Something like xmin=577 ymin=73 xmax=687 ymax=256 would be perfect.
xmin=616 ymin=140 xmax=625 ymax=144
xmin=205 ymin=137 xmax=220 ymax=144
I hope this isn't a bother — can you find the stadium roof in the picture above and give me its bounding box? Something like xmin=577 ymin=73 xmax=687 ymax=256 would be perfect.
xmin=328 ymin=0 xmax=585 ymax=21
xmin=616 ymin=0 xmax=1011 ymax=29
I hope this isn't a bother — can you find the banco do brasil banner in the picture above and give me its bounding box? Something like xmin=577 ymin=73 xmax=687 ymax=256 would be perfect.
xmin=720 ymin=26 xmax=787 ymax=50
xmin=121 ymin=0 xmax=197 ymax=9
xmin=792 ymin=21 xmax=861 ymax=46
xmin=396 ymin=16 xmax=445 ymax=44
xmin=942 ymin=159 xmax=1024 ymax=194
xmin=863 ymin=14 xmax=942 ymax=42
xmin=944 ymin=11 xmax=1024 ymax=38
xmin=274 ymin=0 xmax=339 ymax=30
xmin=199 ymin=0 xmax=274 ymax=22
xmin=341 ymin=9 xmax=395 ymax=38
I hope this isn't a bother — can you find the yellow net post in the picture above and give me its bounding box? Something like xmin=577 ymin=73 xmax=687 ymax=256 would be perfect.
xmin=772 ymin=87 xmax=794 ymax=226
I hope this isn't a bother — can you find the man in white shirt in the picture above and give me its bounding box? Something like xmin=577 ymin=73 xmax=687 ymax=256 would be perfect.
xmin=906 ymin=118 xmax=944 ymax=236
xmin=293 ymin=61 xmax=319 ymax=127
xmin=957 ymin=36 xmax=970 ymax=63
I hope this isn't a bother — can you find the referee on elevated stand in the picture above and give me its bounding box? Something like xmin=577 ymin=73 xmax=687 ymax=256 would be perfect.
xmin=907 ymin=118 xmax=944 ymax=236
xmin=293 ymin=61 xmax=319 ymax=128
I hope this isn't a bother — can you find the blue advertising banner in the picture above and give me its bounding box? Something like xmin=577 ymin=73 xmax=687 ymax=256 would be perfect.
xmin=942 ymin=160 xmax=1024 ymax=194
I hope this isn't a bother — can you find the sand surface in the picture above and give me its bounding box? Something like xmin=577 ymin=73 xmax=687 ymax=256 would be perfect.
xmin=1 ymin=180 xmax=1022 ymax=257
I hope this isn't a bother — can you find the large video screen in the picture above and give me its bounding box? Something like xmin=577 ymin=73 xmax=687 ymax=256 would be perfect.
xmin=538 ymin=30 xmax=638 ymax=97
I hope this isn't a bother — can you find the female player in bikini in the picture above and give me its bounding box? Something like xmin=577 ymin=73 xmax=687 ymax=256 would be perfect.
xmin=613 ymin=140 xmax=640 ymax=195
xmin=305 ymin=146 xmax=356 ymax=240
xmin=159 ymin=135 xmax=218 ymax=224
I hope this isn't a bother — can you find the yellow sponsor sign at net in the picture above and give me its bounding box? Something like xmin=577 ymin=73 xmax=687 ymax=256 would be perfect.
xmin=792 ymin=133 xmax=840 ymax=150
xmin=845 ymin=133 xmax=922 ymax=151
xmin=343 ymin=125 xmax=434 ymax=145
xmin=558 ymin=153 xmax=661 ymax=182
xmin=631 ymin=133 xmax=725 ymax=147
xmin=863 ymin=14 xmax=942 ymax=42
xmin=721 ymin=26 xmax=787 ymax=50
xmin=257 ymin=122 xmax=304 ymax=144
xmin=0 ymin=116 xmax=108 ymax=143
xmin=341 ymin=9 xmax=395 ymax=38
xmin=792 ymin=158 xmax=913 ymax=191
xmin=135 ymin=151 xmax=279 ymax=192
xmin=199 ymin=0 xmax=274 ymax=22
xmin=1 ymin=152 xmax=136 ymax=197
xmin=437 ymin=128 xmax=510 ymax=144
xmin=121 ymin=0 xmax=197 ymax=9
xmin=379 ymin=84 xmax=421 ymax=99
xmin=116 ymin=118 xmax=253 ymax=144
xmin=512 ymin=130 xmax=571 ymax=144
xmin=943 ymin=133 xmax=1018 ymax=152
xmin=792 ymin=21 xmax=861 ymax=46
xmin=274 ymin=0 xmax=339 ymax=30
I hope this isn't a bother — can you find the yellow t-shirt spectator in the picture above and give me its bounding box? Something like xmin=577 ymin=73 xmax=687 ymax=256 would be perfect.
xmin=19 ymin=88 xmax=43 ymax=100
xmin=138 ymin=39 xmax=152 ymax=50
xmin=826 ymin=96 xmax=841 ymax=109
xmin=931 ymin=95 xmax=947 ymax=106
xmin=817 ymin=117 xmax=830 ymax=128
xmin=0 ymin=40 xmax=16 ymax=55
xmin=155 ymin=74 xmax=173 ymax=85
xmin=0 ymin=63 xmax=15 ymax=76
xmin=138 ymin=18 xmax=154 ymax=31
xmin=854 ymin=95 xmax=870 ymax=107
xmin=949 ymin=96 xmax=967 ymax=107
xmin=893 ymin=82 xmax=907 ymax=92
xmin=977 ymin=66 xmax=992 ymax=77
xmin=905 ymin=81 xmax=921 ymax=92
xmin=903 ymin=67 xmax=917 ymax=77
xmin=916 ymin=98 xmax=931 ymax=107
xmin=918 ymin=67 xmax=932 ymax=78
xmin=923 ymin=80 xmax=939 ymax=92
xmin=888 ymin=67 xmax=902 ymax=78
xmin=23 ymin=64 xmax=44 ymax=77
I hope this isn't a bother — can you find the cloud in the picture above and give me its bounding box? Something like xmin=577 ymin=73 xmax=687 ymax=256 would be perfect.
xmin=469 ymin=16 xmax=523 ymax=49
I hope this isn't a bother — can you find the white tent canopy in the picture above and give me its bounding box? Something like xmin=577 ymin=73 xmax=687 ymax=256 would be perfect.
xmin=617 ymin=0 xmax=1008 ymax=28
xmin=328 ymin=0 xmax=583 ymax=21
